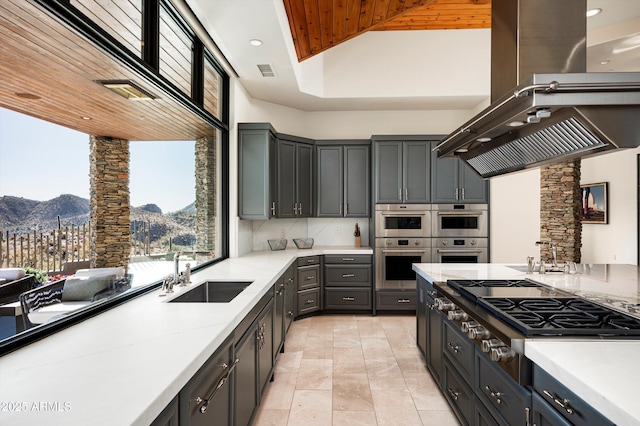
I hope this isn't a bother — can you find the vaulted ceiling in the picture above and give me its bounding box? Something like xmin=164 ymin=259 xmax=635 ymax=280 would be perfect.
xmin=283 ymin=0 xmax=491 ymax=61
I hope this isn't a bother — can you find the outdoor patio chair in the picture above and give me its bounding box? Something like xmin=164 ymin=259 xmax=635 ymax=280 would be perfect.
xmin=0 ymin=268 xmax=35 ymax=305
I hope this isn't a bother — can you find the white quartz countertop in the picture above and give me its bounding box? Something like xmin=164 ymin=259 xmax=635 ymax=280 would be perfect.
xmin=413 ymin=263 xmax=640 ymax=426
xmin=0 ymin=246 xmax=372 ymax=426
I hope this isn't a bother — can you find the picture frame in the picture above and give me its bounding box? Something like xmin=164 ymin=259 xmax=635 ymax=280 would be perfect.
xmin=581 ymin=182 xmax=608 ymax=224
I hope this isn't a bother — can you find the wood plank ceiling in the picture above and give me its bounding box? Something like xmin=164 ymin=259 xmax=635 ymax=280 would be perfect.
xmin=283 ymin=0 xmax=491 ymax=61
xmin=0 ymin=0 xmax=214 ymax=141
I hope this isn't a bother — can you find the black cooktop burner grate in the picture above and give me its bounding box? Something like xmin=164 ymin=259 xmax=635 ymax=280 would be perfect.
xmin=477 ymin=297 xmax=640 ymax=336
xmin=448 ymin=279 xmax=540 ymax=288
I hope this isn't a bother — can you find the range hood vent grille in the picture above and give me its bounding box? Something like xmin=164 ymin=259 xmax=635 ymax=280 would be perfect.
xmin=466 ymin=117 xmax=608 ymax=177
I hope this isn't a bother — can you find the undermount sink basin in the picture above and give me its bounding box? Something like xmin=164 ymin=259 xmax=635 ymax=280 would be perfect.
xmin=169 ymin=281 xmax=252 ymax=303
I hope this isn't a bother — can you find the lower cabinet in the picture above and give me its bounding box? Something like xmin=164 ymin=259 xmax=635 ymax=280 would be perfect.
xmin=323 ymin=254 xmax=372 ymax=312
xmin=284 ymin=265 xmax=296 ymax=335
xmin=151 ymin=395 xmax=179 ymax=426
xmin=531 ymin=392 xmax=571 ymax=426
xmin=297 ymin=256 xmax=321 ymax=316
xmin=178 ymin=335 xmax=234 ymax=426
xmin=234 ymin=323 xmax=258 ymax=426
xmin=443 ymin=358 xmax=475 ymax=425
xmin=324 ymin=287 xmax=371 ymax=310
xmin=376 ymin=290 xmax=416 ymax=311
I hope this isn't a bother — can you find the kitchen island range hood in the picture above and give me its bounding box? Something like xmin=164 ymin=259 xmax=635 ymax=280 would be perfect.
xmin=435 ymin=0 xmax=640 ymax=178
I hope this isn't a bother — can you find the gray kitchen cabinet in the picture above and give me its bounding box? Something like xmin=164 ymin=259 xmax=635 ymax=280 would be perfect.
xmin=431 ymin=152 xmax=488 ymax=203
xmin=296 ymin=256 xmax=321 ymax=315
xmin=179 ymin=335 xmax=234 ymax=426
xmin=277 ymin=138 xmax=314 ymax=218
xmin=151 ymin=395 xmax=179 ymax=426
xmin=374 ymin=140 xmax=431 ymax=204
xmin=238 ymin=123 xmax=277 ymax=220
xmin=274 ymin=275 xmax=285 ymax=358
xmin=257 ymin=302 xmax=274 ymax=396
xmin=443 ymin=358 xmax=475 ymax=425
xmin=531 ymin=392 xmax=572 ymax=426
xmin=323 ymin=254 xmax=372 ymax=311
xmin=316 ymin=142 xmax=370 ymax=217
xmin=234 ymin=321 xmax=258 ymax=426
xmin=283 ymin=265 xmax=296 ymax=335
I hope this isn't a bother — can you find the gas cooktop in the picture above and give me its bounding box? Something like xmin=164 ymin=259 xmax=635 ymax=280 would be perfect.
xmin=447 ymin=279 xmax=572 ymax=301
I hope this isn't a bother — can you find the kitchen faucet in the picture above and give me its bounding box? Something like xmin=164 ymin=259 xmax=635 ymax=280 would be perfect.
xmin=535 ymin=241 xmax=557 ymax=267
xmin=160 ymin=250 xmax=190 ymax=295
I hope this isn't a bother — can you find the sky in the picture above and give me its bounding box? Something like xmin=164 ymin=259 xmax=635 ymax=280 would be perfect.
xmin=0 ymin=108 xmax=195 ymax=213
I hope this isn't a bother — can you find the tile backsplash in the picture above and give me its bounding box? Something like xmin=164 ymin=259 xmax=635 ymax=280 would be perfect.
xmin=245 ymin=218 xmax=370 ymax=252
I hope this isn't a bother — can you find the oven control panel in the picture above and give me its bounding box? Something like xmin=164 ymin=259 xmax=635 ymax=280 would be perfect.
xmin=382 ymin=238 xmax=429 ymax=248
xmin=433 ymin=237 xmax=487 ymax=248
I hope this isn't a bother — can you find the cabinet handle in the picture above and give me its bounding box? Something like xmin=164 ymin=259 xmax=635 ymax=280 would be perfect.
xmin=287 ymin=310 xmax=294 ymax=316
xmin=342 ymin=297 xmax=355 ymax=301
xmin=197 ymin=358 xmax=240 ymax=413
xmin=342 ymin=273 xmax=355 ymax=278
xmin=461 ymin=188 xmax=465 ymax=200
xmin=305 ymin=299 xmax=315 ymax=305
xmin=542 ymin=390 xmax=575 ymax=415
xmin=305 ymin=275 xmax=315 ymax=280
xmin=485 ymin=385 xmax=503 ymax=404
xmin=287 ymin=277 xmax=295 ymax=283
xmin=405 ymin=188 xmax=408 ymax=200
xmin=455 ymin=188 xmax=459 ymax=200
xmin=397 ymin=298 xmax=411 ymax=303
xmin=298 ymin=203 xmax=303 ymax=215
xmin=341 ymin=258 xmax=355 ymax=261
xmin=339 ymin=203 xmax=343 ymax=215
xmin=307 ymin=259 xmax=315 ymax=263
xmin=447 ymin=342 xmax=461 ymax=354
xmin=447 ymin=388 xmax=460 ymax=401
xmin=399 ymin=188 xmax=402 ymax=200
xmin=427 ymin=290 xmax=437 ymax=297
xmin=525 ymin=407 xmax=531 ymax=426
xmin=271 ymin=201 xmax=276 ymax=216
xmin=345 ymin=204 xmax=348 ymax=215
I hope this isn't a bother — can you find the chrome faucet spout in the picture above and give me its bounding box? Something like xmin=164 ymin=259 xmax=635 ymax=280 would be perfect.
xmin=174 ymin=250 xmax=183 ymax=283
xmin=535 ymin=241 xmax=557 ymax=267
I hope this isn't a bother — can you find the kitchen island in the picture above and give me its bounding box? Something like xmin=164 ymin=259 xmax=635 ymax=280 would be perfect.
xmin=0 ymin=246 xmax=372 ymax=426
xmin=413 ymin=263 xmax=640 ymax=426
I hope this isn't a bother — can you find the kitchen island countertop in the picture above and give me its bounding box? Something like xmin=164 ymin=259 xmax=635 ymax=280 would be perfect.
xmin=413 ymin=263 xmax=640 ymax=426
xmin=0 ymin=246 xmax=372 ymax=426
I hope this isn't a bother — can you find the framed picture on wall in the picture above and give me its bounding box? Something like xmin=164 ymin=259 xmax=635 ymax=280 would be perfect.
xmin=581 ymin=182 xmax=608 ymax=224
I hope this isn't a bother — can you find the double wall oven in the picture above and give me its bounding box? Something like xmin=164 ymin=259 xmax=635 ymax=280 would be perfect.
xmin=432 ymin=204 xmax=488 ymax=263
xmin=375 ymin=204 xmax=431 ymax=290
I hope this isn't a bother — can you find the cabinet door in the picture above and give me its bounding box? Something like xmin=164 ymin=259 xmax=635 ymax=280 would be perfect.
xmin=316 ymin=146 xmax=343 ymax=217
xmin=284 ymin=265 xmax=296 ymax=332
xmin=276 ymin=140 xmax=297 ymax=218
xmin=403 ymin=141 xmax=430 ymax=203
xmin=416 ymin=280 xmax=428 ymax=358
xmin=344 ymin=145 xmax=370 ymax=217
xmin=459 ymin=162 xmax=487 ymax=203
xmin=531 ymin=392 xmax=572 ymax=426
xmin=296 ymin=143 xmax=314 ymax=217
xmin=375 ymin=142 xmax=403 ymax=203
xmin=257 ymin=302 xmax=274 ymax=396
xmin=427 ymin=300 xmax=443 ymax=385
xmin=431 ymin=154 xmax=460 ymax=203
xmin=274 ymin=277 xmax=285 ymax=357
xmin=234 ymin=328 xmax=258 ymax=426
xmin=238 ymin=129 xmax=274 ymax=220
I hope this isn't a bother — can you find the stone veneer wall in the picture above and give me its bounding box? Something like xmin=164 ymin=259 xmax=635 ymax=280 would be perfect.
xmin=540 ymin=160 xmax=582 ymax=264
xmin=89 ymin=136 xmax=130 ymax=269
xmin=195 ymin=135 xmax=217 ymax=257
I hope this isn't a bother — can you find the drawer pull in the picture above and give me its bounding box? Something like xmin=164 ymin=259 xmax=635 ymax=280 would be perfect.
xmin=543 ymin=390 xmax=574 ymax=415
xmin=342 ymin=273 xmax=355 ymax=278
xmin=307 ymin=259 xmax=316 ymax=263
xmin=197 ymin=358 xmax=240 ymax=413
xmin=397 ymin=298 xmax=411 ymax=303
xmin=342 ymin=297 xmax=356 ymax=301
xmin=427 ymin=290 xmax=437 ymax=297
xmin=447 ymin=388 xmax=460 ymax=401
xmin=305 ymin=276 xmax=315 ymax=280
xmin=342 ymin=258 xmax=355 ymax=261
xmin=447 ymin=342 xmax=461 ymax=354
xmin=305 ymin=299 xmax=315 ymax=305
xmin=485 ymin=385 xmax=503 ymax=404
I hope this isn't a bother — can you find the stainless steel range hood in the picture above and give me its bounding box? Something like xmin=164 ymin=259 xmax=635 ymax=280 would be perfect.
xmin=435 ymin=0 xmax=640 ymax=178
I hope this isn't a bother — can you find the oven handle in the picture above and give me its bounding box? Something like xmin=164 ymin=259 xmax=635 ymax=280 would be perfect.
xmin=437 ymin=211 xmax=483 ymax=217
xmin=380 ymin=211 xmax=428 ymax=216
xmin=382 ymin=249 xmax=428 ymax=254
xmin=436 ymin=249 xmax=484 ymax=254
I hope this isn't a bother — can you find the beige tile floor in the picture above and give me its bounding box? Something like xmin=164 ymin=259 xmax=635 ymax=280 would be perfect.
xmin=253 ymin=314 xmax=459 ymax=426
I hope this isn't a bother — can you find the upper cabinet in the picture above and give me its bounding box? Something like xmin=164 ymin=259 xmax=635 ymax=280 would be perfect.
xmin=238 ymin=124 xmax=313 ymax=219
xmin=316 ymin=142 xmax=370 ymax=217
xmin=277 ymin=138 xmax=314 ymax=218
xmin=431 ymin=154 xmax=488 ymax=203
xmin=238 ymin=123 xmax=277 ymax=220
xmin=374 ymin=140 xmax=431 ymax=204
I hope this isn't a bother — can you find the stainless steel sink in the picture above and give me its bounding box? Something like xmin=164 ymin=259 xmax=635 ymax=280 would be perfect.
xmin=169 ymin=281 xmax=252 ymax=303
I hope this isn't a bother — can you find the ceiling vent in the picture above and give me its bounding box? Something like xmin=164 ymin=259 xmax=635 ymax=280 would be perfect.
xmin=257 ymin=64 xmax=276 ymax=77
xmin=97 ymin=80 xmax=156 ymax=100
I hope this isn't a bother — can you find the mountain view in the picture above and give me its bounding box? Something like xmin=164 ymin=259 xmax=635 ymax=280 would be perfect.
xmin=0 ymin=194 xmax=196 ymax=250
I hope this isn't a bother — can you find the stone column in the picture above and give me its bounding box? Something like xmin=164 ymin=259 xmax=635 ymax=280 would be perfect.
xmin=540 ymin=160 xmax=582 ymax=264
xmin=89 ymin=136 xmax=130 ymax=269
xmin=195 ymin=134 xmax=217 ymax=259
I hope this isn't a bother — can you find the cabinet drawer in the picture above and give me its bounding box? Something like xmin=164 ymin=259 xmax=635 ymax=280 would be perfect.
xmin=297 ymin=288 xmax=320 ymax=315
xmin=297 ymin=264 xmax=320 ymax=290
xmin=533 ymin=364 xmax=612 ymax=426
xmin=324 ymin=288 xmax=372 ymax=310
xmin=324 ymin=254 xmax=371 ymax=264
xmin=297 ymin=255 xmax=321 ymax=267
xmin=324 ymin=264 xmax=371 ymax=287
xmin=376 ymin=291 xmax=416 ymax=310
xmin=443 ymin=320 xmax=474 ymax=382
xmin=443 ymin=358 xmax=474 ymax=425
xmin=475 ymin=351 xmax=531 ymax=426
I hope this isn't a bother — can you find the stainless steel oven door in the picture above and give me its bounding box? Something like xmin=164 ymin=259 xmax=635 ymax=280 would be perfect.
xmin=375 ymin=238 xmax=431 ymax=290
xmin=432 ymin=238 xmax=488 ymax=263
xmin=432 ymin=204 xmax=488 ymax=238
xmin=375 ymin=204 xmax=431 ymax=238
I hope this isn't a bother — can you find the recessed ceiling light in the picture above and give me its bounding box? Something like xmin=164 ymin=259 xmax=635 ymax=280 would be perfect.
xmin=476 ymin=137 xmax=492 ymax=142
xmin=586 ymin=8 xmax=602 ymax=18
xmin=81 ymin=116 xmax=91 ymax=120
xmin=97 ymin=80 xmax=156 ymax=100
xmin=249 ymin=39 xmax=263 ymax=46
